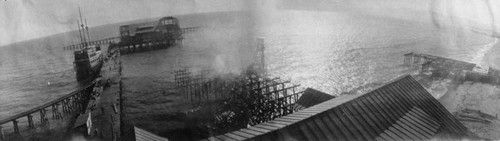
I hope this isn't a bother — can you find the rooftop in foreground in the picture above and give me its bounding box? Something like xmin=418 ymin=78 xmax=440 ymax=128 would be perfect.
xmin=202 ymin=75 xmax=479 ymax=141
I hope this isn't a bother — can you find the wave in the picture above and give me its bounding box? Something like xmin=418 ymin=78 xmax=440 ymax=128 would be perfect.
xmin=471 ymin=38 xmax=498 ymax=66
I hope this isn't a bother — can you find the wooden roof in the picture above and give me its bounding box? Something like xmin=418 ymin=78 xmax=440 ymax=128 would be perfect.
xmin=119 ymin=126 xmax=170 ymax=141
xmin=201 ymin=75 xmax=478 ymax=141
xmin=293 ymin=88 xmax=335 ymax=110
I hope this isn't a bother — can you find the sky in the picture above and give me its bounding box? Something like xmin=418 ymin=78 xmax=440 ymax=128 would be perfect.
xmin=0 ymin=0 xmax=499 ymax=47
xmin=0 ymin=0 xmax=246 ymax=47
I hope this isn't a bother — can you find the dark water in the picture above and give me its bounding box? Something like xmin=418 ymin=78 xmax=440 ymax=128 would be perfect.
xmin=0 ymin=11 xmax=496 ymax=121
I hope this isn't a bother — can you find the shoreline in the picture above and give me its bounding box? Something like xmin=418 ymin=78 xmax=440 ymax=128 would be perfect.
xmin=482 ymin=36 xmax=500 ymax=69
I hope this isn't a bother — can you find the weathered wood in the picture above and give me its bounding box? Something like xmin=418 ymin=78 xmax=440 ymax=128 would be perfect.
xmin=27 ymin=114 xmax=35 ymax=129
xmin=12 ymin=120 xmax=19 ymax=135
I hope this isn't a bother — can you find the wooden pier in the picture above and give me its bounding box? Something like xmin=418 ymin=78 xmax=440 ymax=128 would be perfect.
xmin=403 ymin=52 xmax=500 ymax=84
xmin=0 ymin=81 xmax=97 ymax=140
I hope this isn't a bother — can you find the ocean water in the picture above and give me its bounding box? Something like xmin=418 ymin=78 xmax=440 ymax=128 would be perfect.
xmin=0 ymin=11 xmax=496 ymax=121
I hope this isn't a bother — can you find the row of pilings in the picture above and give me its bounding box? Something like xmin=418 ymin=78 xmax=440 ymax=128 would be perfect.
xmin=117 ymin=39 xmax=181 ymax=55
xmin=63 ymin=37 xmax=121 ymax=51
xmin=172 ymin=66 xmax=304 ymax=134
xmin=0 ymin=82 xmax=97 ymax=140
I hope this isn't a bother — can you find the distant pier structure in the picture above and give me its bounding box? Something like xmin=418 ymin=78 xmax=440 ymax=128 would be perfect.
xmin=63 ymin=16 xmax=202 ymax=53
xmin=403 ymin=52 xmax=500 ymax=84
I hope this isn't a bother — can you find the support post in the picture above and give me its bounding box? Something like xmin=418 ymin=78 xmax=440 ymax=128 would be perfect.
xmin=13 ymin=120 xmax=19 ymax=135
xmin=40 ymin=109 xmax=49 ymax=126
xmin=28 ymin=114 xmax=35 ymax=129
xmin=0 ymin=125 xmax=4 ymax=140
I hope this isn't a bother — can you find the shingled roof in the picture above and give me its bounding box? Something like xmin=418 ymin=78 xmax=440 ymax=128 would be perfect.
xmin=201 ymin=75 xmax=478 ymax=141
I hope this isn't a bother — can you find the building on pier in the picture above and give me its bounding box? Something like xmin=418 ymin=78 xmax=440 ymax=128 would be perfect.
xmin=405 ymin=52 xmax=500 ymax=84
xmin=119 ymin=17 xmax=182 ymax=46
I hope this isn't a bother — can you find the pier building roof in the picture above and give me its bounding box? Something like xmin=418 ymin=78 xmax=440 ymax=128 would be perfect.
xmin=293 ymin=88 xmax=335 ymax=111
xmin=121 ymin=126 xmax=169 ymax=141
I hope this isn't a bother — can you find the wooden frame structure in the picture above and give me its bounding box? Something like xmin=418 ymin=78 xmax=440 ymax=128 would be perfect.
xmin=0 ymin=82 xmax=97 ymax=140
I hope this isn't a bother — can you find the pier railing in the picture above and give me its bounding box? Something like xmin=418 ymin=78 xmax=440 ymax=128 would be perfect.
xmin=63 ymin=37 xmax=121 ymax=51
xmin=0 ymin=81 xmax=97 ymax=140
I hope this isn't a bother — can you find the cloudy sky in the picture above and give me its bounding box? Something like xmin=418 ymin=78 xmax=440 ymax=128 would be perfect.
xmin=0 ymin=0 xmax=246 ymax=46
xmin=1 ymin=0 xmax=498 ymax=47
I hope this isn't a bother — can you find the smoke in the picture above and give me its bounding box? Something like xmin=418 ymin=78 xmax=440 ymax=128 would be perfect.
xmin=181 ymin=12 xmax=255 ymax=75
xmin=174 ymin=0 xmax=281 ymax=76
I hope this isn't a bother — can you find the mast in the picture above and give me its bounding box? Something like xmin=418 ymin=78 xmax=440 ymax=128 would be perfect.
xmin=85 ymin=18 xmax=91 ymax=41
xmin=78 ymin=6 xmax=87 ymax=45
xmin=77 ymin=20 xmax=84 ymax=45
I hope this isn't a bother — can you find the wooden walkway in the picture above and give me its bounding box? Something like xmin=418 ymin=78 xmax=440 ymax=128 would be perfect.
xmin=201 ymin=75 xmax=478 ymax=141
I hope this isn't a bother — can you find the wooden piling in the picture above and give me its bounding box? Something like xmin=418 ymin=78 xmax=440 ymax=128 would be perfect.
xmin=0 ymin=126 xmax=4 ymax=140
xmin=28 ymin=114 xmax=35 ymax=129
xmin=12 ymin=120 xmax=19 ymax=135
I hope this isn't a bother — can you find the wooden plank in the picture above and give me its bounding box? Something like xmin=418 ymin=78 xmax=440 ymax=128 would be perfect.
xmin=240 ymin=129 xmax=261 ymax=136
xmin=261 ymin=122 xmax=285 ymax=128
xmin=395 ymin=120 xmax=428 ymax=139
xmin=338 ymin=106 xmax=374 ymax=140
xmin=299 ymin=124 xmax=317 ymax=141
xmin=312 ymin=117 xmax=336 ymax=140
xmin=399 ymin=116 xmax=434 ymax=136
xmin=266 ymin=120 xmax=290 ymax=126
xmin=305 ymin=120 xmax=328 ymax=141
xmin=375 ymin=136 xmax=386 ymax=141
xmin=320 ymin=114 xmax=346 ymax=140
xmin=225 ymin=132 xmax=246 ymax=140
xmin=233 ymin=130 xmax=254 ymax=139
xmin=276 ymin=128 xmax=293 ymax=141
xmin=215 ymin=134 xmax=237 ymax=141
xmin=387 ymin=126 xmax=411 ymax=140
xmin=327 ymin=111 xmax=357 ymax=140
xmin=367 ymin=94 xmax=399 ymax=124
xmin=349 ymin=101 xmax=382 ymax=135
xmin=392 ymin=124 xmax=419 ymax=140
xmin=281 ymin=115 xmax=305 ymax=120
xmin=372 ymin=92 xmax=405 ymax=119
xmin=247 ymin=126 xmax=269 ymax=134
xmin=384 ymin=130 xmax=404 ymax=141
xmin=378 ymin=88 xmax=411 ymax=117
xmin=379 ymin=133 xmax=396 ymax=141
xmin=408 ymin=85 xmax=463 ymax=133
xmin=287 ymin=113 xmax=312 ymax=118
xmin=208 ymin=136 xmax=223 ymax=141
xmin=406 ymin=112 xmax=439 ymax=131
xmin=359 ymin=98 xmax=392 ymax=130
xmin=412 ymin=108 xmax=439 ymax=126
xmin=255 ymin=124 xmax=279 ymax=131
xmin=274 ymin=117 xmax=300 ymax=123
